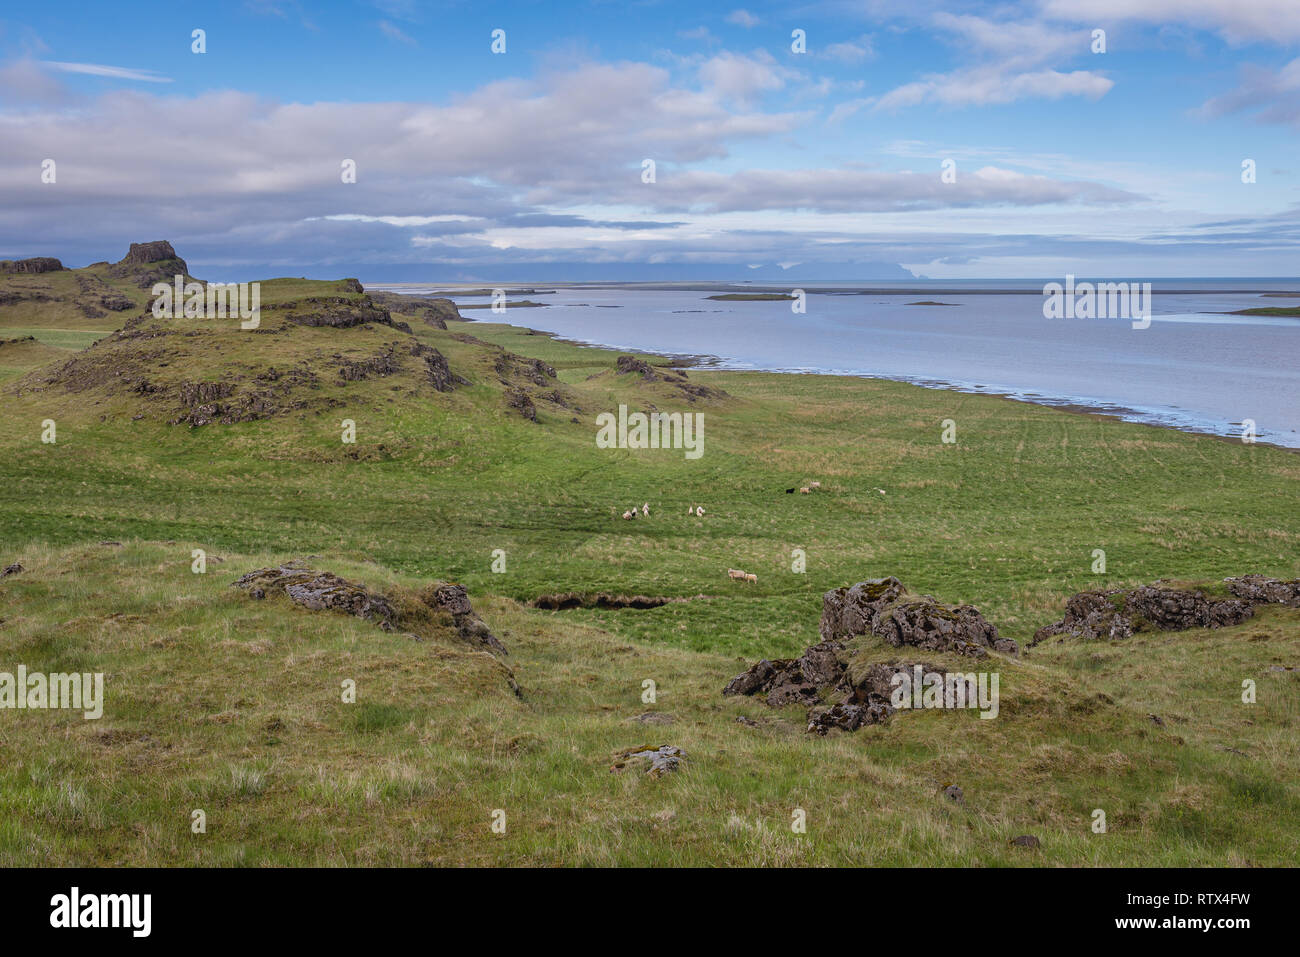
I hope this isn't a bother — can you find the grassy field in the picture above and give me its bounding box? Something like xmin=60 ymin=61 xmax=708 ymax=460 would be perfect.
xmin=0 ymin=275 xmax=1297 ymax=865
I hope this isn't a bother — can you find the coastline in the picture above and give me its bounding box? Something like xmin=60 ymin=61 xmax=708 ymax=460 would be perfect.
xmin=499 ymin=318 xmax=1300 ymax=453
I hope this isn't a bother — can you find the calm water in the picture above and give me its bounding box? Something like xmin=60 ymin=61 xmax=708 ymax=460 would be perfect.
xmin=372 ymin=281 xmax=1300 ymax=448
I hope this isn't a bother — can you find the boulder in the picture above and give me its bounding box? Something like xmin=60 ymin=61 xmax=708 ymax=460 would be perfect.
xmin=1224 ymin=575 xmax=1300 ymax=608
xmin=820 ymin=576 xmax=1012 ymax=658
xmin=1033 ymin=582 xmax=1256 ymax=645
xmin=232 ymin=561 xmax=398 ymax=628
xmin=419 ymin=582 xmax=507 ymax=655
xmin=610 ymin=744 xmax=685 ymax=777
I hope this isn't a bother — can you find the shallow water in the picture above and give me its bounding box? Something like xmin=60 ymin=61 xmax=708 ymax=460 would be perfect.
xmin=373 ymin=281 xmax=1300 ymax=448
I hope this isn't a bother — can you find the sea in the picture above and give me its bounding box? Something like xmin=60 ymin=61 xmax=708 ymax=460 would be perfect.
xmin=368 ymin=279 xmax=1300 ymax=449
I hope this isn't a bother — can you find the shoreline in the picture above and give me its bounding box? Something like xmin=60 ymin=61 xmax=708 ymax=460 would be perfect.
xmin=495 ymin=319 xmax=1300 ymax=454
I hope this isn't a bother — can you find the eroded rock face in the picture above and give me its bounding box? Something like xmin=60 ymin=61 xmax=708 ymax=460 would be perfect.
xmin=723 ymin=637 xmax=950 ymax=735
xmin=118 ymin=241 xmax=179 ymax=266
xmin=613 ymin=354 xmax=727 ymax=401
xmin=233 ymin=562 xmax=398 ymax=628
xmin=1032 ymin=583 xmax=1257 ymax=645
xmin=233 ymin=564 xmax=508 ymax=657
xmin=419 ymin=583 xmax=507 ymax=655
xmin=820 ymin=577 xmax=1013 ymax=658
xmin=0 ymin=257 xmax=64 ymax=274
xmin=278 ymin=296 xmax=397 ymax=330
xmin=1225 ymin=575 xmax=1300 ymax=608
xmin=109 ymin=241 xmax=190 ymax=288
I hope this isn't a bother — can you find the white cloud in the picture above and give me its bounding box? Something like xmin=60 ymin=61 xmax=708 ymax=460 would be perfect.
xmin=39 ymin=61 xmax=171 ymax=83
xmin=1039 ymin=0 xmax=1300 ymax=44
xmin=726 ymin=9 xmax=761 ymax=28
xmin=377 ymin=20 xmax=416 ymax=45
xmin=875 ymin=67 xmax=1111 ymax=110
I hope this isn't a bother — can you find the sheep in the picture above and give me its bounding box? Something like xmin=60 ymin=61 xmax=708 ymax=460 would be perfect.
xmin=875 ymin=488 xmax=887 ymax=495
xmin=727 ymin=568 xmax=746 ymax=580
xmin=745 ymin=573 xmax=757 ymax=583
xmin=622 ymin=510 xmax=633 ymax=520
xmin=642 ymin=503 xmax=650 ymax=517
xmin=695 ymin=506 xmax=704 ymax=517
xmin=799 ymin=487 xmax=810 ymax=494
xmin=809 ymin=481 xmax=821 ymax=489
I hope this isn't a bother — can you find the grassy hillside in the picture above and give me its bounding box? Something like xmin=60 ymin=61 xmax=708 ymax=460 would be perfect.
xmin=0 ymin=270 xmax=1296 ymax=865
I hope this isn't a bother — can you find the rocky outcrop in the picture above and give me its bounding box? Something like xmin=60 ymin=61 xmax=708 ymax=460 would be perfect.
xmin=495 ymin=352 xmax=556 ymax=386
xmin=419 ymin=583 xmax=507 ymax=655
xmin=108 ymin=241 xmax=191 ymax=288
xmin=504 ymin=388 xmax=537 ymax=421
xmin=233 ymin=563 xmax=507 ymax=656
xmin=0 ymin=257 xmax=64 ymax=275
xmin=410 ymin=342 xmax=456 ymax=392
xmin=723 ymin=637 xmax=951 ymax=735
xmin=616 ymin=355 xmax=659 ymax=380
xmin=820 ymin=576 xmax=1015 ymax=658
xmin=1032 ymin=583 xmax=1258 ymax=645
xmin=1225 ymin=575 xmax=1300 ymax=607
xmin=614 ymin=354 xmax=727 ymax=402
xmin=277 ymin=296 xmax=399 ymax=330
xmin=610 ymin=744 xmax=685 ymax=777
xmin=1 ymin=562 xmax=23 ymax=578
xmin=233 ymin=562 xmax=399 ymax=628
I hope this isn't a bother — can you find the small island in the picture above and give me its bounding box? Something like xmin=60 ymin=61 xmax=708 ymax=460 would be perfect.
xmin=705 ymin=293 xmax=796 ymax=301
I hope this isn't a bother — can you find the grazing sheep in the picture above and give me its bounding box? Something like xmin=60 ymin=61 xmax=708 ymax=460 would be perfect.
xmin=809 ymin=481 xmax=821 ymax=489
xmin=799 ymin=487 xmax=811 ymax=494
xmin=622 ymin=510 xmax=633 ymax=520
xmin=642 ymin=503 xmax=650 ymax=517
xmin=695 ymin=506 xmax=704 ymax=517
xmin=785 ymin=488 xmax=796 ymax=494
xmin=745 ymin=573 xmax=757 ymax=583
xmin=875 ymin=488 xmax=887 ymax=495
xmin=727 ymin=568 xmax=745 ymax=580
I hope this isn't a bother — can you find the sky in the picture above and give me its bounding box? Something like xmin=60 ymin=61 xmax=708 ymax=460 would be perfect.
xmin=1 ymin=0 xmax=1299 ymax=280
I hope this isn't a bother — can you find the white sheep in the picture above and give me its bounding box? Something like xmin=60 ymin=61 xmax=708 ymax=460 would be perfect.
xmin=745 ymin=573 xmax=757 ymax=583
xmin=695 ymin=506 xmax=705 ymax=517
xmin=809 ymin=481 xmax=821 ymax=489
xmin=642 ymin=503 xmax=650 ymax=517
xmin=727 ymin=568 xmax=745 ymax=580
xmin=799 ymin=487 xmax=810 ymax=495
xmin=622 ymin=510 xmax=633 ymax=520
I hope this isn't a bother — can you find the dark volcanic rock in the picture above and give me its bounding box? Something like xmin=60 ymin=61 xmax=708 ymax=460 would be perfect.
xmin=410 ymin=342 xmax=456 ymax=392
xmin=1225 ymin=575 xmax=1300 ymax=607
xmin=723 ymin=637 xmax=949 ymax=735
xmin=0 ymin=257 xmax=64 ymax=275
xmin=820 ymin=576 xmax=1011 ymax=658
xmin=118 ymin=241 xmax=179 ymax=266
xmin=504 ymin=387 xmax=537 ymax=421
xmin=233 ymin=561 xmax=398 ymax=628
xmin=1032 ymin=582 xmax=1256 ymax=645
xmin=420 ymin=583 xmax=507 ymax=655
xmin=277 ymin=296 xmax=397 ymax=330
xmin=108 ymin=241 xmax=191 ymax=288
xmin=616 ymin=355 xmax=659 ymax=380
xmin=1 ymin=562 xmax=23 ymax=578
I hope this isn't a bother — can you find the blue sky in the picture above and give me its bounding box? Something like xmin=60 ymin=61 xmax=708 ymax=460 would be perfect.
xmin=2 ymin=0 xmax=1299 ymax=279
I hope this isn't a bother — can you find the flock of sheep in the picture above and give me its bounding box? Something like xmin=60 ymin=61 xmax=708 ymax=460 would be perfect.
xmin=615 ymin=480 xmax=833 ymax=585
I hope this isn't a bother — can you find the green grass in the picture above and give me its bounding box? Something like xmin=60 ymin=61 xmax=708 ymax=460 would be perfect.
xmin=0 ymin=274 xmax=1297 ymax=865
